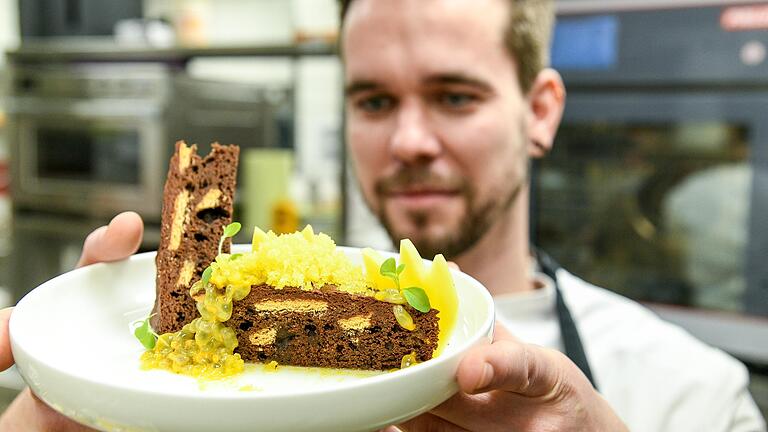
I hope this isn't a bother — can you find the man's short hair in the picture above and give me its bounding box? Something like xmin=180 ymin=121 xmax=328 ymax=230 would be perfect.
xmin=338 ymin=0 xmax=555 ymax=93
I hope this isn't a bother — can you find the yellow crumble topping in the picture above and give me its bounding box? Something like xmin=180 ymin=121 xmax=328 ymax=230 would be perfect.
xmin=209 ymin=225 xmax=368 ymax=294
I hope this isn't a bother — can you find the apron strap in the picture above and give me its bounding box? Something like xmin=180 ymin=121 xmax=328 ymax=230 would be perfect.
xmin=535 ymin=248 xmax=598 ymax=389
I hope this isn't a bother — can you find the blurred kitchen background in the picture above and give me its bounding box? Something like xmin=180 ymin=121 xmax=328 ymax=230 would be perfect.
xmin=0 ymin=0 xmax=767 ymax=416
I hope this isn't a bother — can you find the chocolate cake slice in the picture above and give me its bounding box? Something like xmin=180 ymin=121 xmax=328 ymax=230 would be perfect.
xmin=151 ymin=141 xmax=240 ymax=334
xmin=229 ymin=285 xmax=440 ymax=370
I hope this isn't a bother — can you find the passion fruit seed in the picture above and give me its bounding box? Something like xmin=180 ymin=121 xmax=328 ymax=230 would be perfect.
xmin=139 ymin=317 xmax=245 ymax=379
xmin=374 ymin=289 xmax=407 ymax=304
xmin=393 ymin=305 xmax=415 ymax=331
xmin=400 ymin=352 xmax=419 ymax=369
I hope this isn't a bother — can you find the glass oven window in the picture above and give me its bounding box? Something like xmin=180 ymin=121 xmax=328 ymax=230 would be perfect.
xmin=534 ymin=122 xmax=751 ymax=313
xmin=36 ymin=127 xmax=140 ymax=185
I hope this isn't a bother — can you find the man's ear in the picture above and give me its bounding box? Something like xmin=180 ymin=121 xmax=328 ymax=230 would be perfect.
xmin=526 ymin=68 xmax=565 ymax=158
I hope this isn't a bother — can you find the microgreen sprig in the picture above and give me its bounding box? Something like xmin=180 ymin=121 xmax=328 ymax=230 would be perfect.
xmin=218 ymin=222 xmax=242 ymax=255
xmin=132 ymin=313 xmax=158 ymax=349
xmin=379 ymin=258 xmax=431 ymax=313
xmin=201 ymin=266 xmax=213 ymax=286
xmin=379 ymin=258 xmax=405 ymax=289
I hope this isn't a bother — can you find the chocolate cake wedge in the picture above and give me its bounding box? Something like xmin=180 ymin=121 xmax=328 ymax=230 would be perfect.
xmin=151 ymin=141 xmax=240 ymax=334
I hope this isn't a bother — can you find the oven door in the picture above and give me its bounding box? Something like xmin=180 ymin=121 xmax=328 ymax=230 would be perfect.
xmin=9 ymin=99 xmax=165 ymax=219
xmin=533 ymin=90 xmax=768 ymax=364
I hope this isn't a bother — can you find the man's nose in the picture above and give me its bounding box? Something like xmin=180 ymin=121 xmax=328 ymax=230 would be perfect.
xmin=390 ymin=101 xmax=441 ymax=162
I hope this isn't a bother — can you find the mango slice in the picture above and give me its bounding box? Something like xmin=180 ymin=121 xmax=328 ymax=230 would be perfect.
xmin=251 ymin=226 xmax=269 ymax=251
xmin=398 ymin=239 xmax=427 ymax=290
xmin=362 ymin=248 xmax=396 ymax=290
xmin=425 ymin=254 xmax=458 ymax=354
xmin=362 ymin=241 xmax=459 ymax=356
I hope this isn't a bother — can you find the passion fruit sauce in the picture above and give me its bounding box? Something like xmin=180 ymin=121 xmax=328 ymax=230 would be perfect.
xmin=140 ymin=275 xmax=248 ymax=379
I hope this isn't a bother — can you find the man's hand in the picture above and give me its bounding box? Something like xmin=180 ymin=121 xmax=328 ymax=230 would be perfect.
xmin=388 ymin=324 xmax=628 ymax=432
xmin=0 ymin=212 xmax=144 ymax=431
xmin=76 ymin=212 xmax=144 ymax=267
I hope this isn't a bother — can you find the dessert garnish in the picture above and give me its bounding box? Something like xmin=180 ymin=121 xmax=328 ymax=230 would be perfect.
xmin=374 ymin=257 xmax=431 ymax=330
xmin=132 ymin=314 xmax=158 ymax=349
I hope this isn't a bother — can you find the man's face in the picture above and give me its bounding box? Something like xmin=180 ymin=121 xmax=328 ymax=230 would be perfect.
xmin=343 ymin=0 xmax=531 ymax=259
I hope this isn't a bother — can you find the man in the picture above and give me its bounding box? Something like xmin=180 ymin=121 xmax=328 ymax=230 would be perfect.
xmin=0 ymin=0 xmax=764 ymax=430
xmin=342 ymin=0 xmax=763 ymax=430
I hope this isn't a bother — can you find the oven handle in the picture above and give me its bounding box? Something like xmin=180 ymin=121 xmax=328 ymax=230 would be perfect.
xmin=5 ymin=98 xmax=163 ymax=119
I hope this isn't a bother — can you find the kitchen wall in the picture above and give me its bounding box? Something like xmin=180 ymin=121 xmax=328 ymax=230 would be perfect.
xmin=144 ymin=0 xmax=291 ymax=45
xmin=143 ymin=0 xmax=338 ymax=45
xmin=0 ymin=0 xmax=18 ymax=307
xmin=0 ymin=0 xmax=20 ymax=156
xmin=0 ymin=0 xmax=19 ymax=68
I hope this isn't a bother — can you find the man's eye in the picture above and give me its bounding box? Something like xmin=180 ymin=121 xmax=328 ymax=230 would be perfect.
xmin=356 ymin=95 xmax=395 ymax=113
xmin=438 ymin=93 xmax=476 ymax=108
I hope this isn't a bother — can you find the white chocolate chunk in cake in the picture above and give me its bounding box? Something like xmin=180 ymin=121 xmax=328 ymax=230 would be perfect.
xmin=176 ymin=260 xmax=195 ymax=287
xmin=195 ymin=188 xmax=222 ymax=211
xmin=169 ymin=190 xmax=190 ymax=250
xmin=338 ymin=314 xmax=372 ymax=331
xmin=178 ymin=143 xmax=193 ymax=172
xmin=249 ymin=328 xmax=277 ymax=346
xmin=252 ymin=299 xmax=328 ymax=313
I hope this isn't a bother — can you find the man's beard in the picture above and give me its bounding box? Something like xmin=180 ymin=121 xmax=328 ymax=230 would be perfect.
xmin=373 ymin=166 xmax=523 ymax=260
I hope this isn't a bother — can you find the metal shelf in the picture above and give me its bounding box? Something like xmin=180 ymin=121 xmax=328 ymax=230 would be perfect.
xmin=7 ymin=41 xmax=337 ymax=63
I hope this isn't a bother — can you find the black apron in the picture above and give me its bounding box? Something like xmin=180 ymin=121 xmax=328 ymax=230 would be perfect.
xmin=534 ymin=249 xmax=597 ymax=389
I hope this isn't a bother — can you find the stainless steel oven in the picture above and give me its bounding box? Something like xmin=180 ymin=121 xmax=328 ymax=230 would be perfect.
xmin=534 ymin=3 xmax=768 ymax=415
xmin=4 ymin=59 xmax=293 ymax=301
xmin=7 ymin=63 xmax=171 ymax=219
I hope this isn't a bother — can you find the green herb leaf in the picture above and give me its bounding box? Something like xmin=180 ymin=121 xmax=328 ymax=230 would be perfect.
xmin=133 ymin=317 xmax=157 ymax=349
xmin=380 ymin=257 xmax=396 ymax=277
xmin=223 ymin=222 xmax=242 ymax=238
xmin=403 ymin=287 xmax=431 ymax=313
xmin=396 ymin=263 xmax=406 ymax=275
xmin=201 ymin=266 xmax=213 ymax=286
xmin=218 ymin=222 xmax=242 ymax=255
xmin=230 ymin=253 xmax=243 ymax=260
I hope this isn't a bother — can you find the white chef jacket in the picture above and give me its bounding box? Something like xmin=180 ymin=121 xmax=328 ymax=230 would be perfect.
xmin=495 ymin=267 xmax=767 ymax=432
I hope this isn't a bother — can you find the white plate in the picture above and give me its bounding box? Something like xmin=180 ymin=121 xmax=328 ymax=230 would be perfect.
xmin=10 ymin=245 xmax=494 ymax=432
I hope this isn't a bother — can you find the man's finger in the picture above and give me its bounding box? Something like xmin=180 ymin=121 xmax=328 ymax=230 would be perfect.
xmin=396 ymin=412 xmax=471 ymax=432
xmin=456 ymin=339 xmax=569 ymax=398
xmin=0 ymin=307 xmax=13 ymax=371
xmin=77 ymin=212 xmax=144 ymax=268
